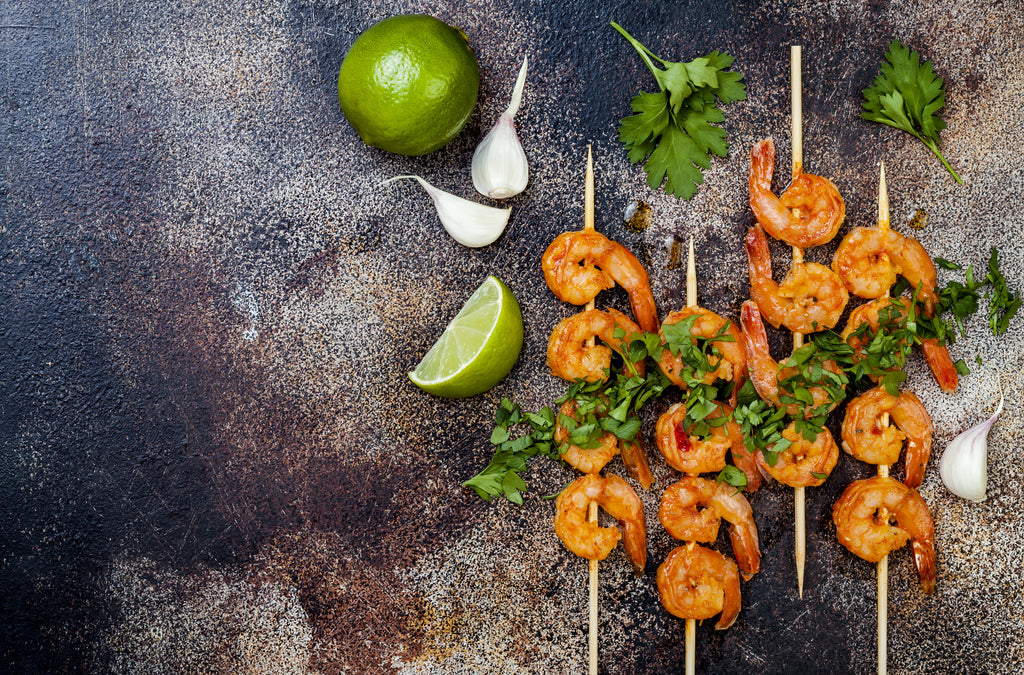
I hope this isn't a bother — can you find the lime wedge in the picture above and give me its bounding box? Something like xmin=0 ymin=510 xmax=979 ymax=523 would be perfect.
xmin=409 ymin=275 xmax=523 ymax=398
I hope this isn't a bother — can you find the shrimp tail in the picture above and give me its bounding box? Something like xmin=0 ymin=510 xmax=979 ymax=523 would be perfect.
xmin=745 ymin=226 xmax=784 ymax=329
xmin=715 ymin=559 xmax=742 ymax=630
xmin=620 ymin=517 xmax=648 ymax=576
xmin=921 ymin=337 xmax=958 ymax=393
xmin=912 ymin=538 xmax=937 ymax=594
xmin=739 ymin=300 xmax=779 ymax=405
xmin=731 ymin=444 xmax=761 ymax=493
xmin=728 ymin=523 xmax=761 ymax=580
xmin=749 ymin=139 xmax=776 ymax=205
xmin=619 ymin=437 xmax=654 ymax=490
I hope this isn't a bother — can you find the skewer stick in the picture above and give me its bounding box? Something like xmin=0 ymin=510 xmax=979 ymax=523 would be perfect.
xmin=790 ymin=44 xmax=807 ymax=599
xmin=876 ymin=161 xmax=890 ymax=675
xmin=683 ymin=236 xmax=697 ymax=675
xmin=583 ymin=145 xmax=599 ymax=675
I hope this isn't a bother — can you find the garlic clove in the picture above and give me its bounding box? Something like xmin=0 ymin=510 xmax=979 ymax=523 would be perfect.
xmin=472 ymin=56 xmax=530 ymax=199
xmin=938 ymin=392 xmax=1004 ymax=502
xmin=382 ymin=175 xmax=511 ymax=248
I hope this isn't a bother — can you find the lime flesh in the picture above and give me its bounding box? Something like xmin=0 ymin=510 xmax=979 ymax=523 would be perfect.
xmin=409 ymin=276 xmax=523 ymax=398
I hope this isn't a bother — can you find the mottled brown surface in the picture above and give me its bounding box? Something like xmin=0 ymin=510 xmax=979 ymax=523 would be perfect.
xmin=2 ymin=0 xmax=1023 ymax=673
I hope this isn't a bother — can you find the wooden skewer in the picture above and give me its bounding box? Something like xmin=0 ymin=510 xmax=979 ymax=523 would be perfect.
xmin=790 ymin=44 xmax=807 ymax=599
xmin=876 ymin=161 xmax=890 ymax=675
xmin=583 ymin=145 xmax=599 ymax=675
xmin=684 ymin=235 xmax=697 ymax=675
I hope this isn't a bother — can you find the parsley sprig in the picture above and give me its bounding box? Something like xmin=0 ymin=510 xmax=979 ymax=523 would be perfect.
xmin=611 ymin=22 xmax=746 ymax=199
xmin=861 ymin=39 xmax=961 ymax=183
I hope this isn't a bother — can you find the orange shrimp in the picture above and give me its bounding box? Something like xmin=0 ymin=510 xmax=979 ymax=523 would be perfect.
xmin=842 ymin=387 xmax=934 ymax=488
xmin=655 ymin=401 xmax=743 ymax=475
xmin=745 ymin=225 xmax=849 ymax=333
xmin=755 ymin=423 xmax=839 ymax=487
xmin=542 ymin=230 xmax=659 ymax=333
xmin=842 ymin=297 xmax=958 ymax=393
xmin=657 ymin=544 xmax=741 ymax=629
xmin=832 ymin=226 xmax=939 ymax=314
xmin=739 ymin=301 xmax=846 ymax=418
xmin=658 ymin=477 xmax=761 ymax=578
xmin=554 ymin=474 xmax=647 ymax=575
xmin=546 ymin=308 xmax=645 ymax=383
xmin=554 ymin=400 xmax=619 ymax=475
xmin=832 ymin=475 xmax=936 ymax=593
xmin=748 ymin=138 xmax=845 ymax=248
xmin=657 ymin=306 xmax=748 ymax=398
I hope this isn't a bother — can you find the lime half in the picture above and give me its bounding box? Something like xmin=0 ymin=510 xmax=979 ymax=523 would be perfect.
xmin=409 ymin=276 xmax=523 ymax=398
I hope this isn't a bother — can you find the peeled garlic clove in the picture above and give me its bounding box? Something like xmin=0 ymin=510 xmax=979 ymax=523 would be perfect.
xmin=382 ymin=175 xmax=511 ymax=248
xmin=939 ymin=392 xmax=1004 ymax=502
xmin=472 ymin=56 xmax=529 ymax=199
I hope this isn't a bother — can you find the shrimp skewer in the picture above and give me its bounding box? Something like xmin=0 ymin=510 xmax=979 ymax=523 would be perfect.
xmin=654 ymin=238 xmax=759 ymax=673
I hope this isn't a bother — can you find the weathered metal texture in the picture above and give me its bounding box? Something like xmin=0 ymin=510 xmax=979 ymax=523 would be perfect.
xmin=2 ymin=0 xmax=1022 ymax=672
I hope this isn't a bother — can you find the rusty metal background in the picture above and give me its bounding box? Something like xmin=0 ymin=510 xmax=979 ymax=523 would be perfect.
xmin=2 ymin=0 xmax=1022 ymax=672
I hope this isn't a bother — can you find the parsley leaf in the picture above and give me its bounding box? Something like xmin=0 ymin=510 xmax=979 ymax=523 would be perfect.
xmin=985 ymin=247 xmax=1022 ymax=335
xmin=861 ymin=39 xmax=961 ymax=183
xmin=612 ymin=22 xmax=745 ymax=199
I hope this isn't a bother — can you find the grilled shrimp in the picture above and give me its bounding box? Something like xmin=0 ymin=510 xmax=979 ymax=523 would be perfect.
xmin=658 ymin=306 xmax=748 ymax=397
xmin=740 ymin=301 xmax=845 ymax=418
xmin=749 ymin=138 xmax=845 ymax=248
xmin=547 ymin=308 xmax=646 ymax=383
xmin=746 ymin=225 xmax=849 ymax=333
xmin=841 ymin=387 xmax=934 ymax=488
xmin=554 ymin=400 xmax=619 ymax=474
xmin=832 ymin=226 xmax=939 ymax=314
xmin=842 ymin=297 xmax=958 ymax=393
xmin=657 ymin=544 xmax=742 ymax=629
xmin=832 ymin=475 xmax=936 ymax=593
xmin=554 ymin=473 xmax=647 ymax=575
xmin=658 ymin=476 xmax=761 ymax=578
xmin=655 ymin=401 xmax=743 ymax=475
xmin=756 ymin=423 xmax=838 ymax=488
xmin=542 ymin=230 xmax=659 ymax=333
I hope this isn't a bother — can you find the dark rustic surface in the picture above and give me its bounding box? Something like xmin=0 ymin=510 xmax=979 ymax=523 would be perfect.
xmin=2 ymin=0 xmax=1022 ymax=673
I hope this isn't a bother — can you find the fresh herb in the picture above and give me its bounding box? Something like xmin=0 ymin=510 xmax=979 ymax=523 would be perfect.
xmin=913 ymin=247 xmax=1019 ymax=342
xmin=611 ymin=22 xmax=746 ymax=199
xmin=717 ymin=465 xmax=748 ymax=490
xmin=861 ymin=39 xmax=961 ymax=184
xmin=985 ymin=248 xmax=1022 ymax=335
xmin=463 ymin=398 xmax=559 ymax=504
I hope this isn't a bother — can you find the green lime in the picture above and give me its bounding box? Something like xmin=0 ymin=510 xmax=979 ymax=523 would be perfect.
xmin=337 ymin=14 xmax=480 ymax=156
xmin=409 ymin=276 xmax=523 ymax=398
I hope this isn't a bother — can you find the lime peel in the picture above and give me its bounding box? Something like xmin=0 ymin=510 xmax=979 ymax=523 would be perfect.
xmin=409 ymin=276 xmax=523 ymax=398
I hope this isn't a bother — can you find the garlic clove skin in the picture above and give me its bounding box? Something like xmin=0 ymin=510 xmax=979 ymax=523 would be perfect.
xmin=472 ymin=56 xmax=529 ymax=199
xmin=939 ymin=393 xmax=1004 ymax=502
xmin=382 ymin=175 xmax=511 ymax=248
